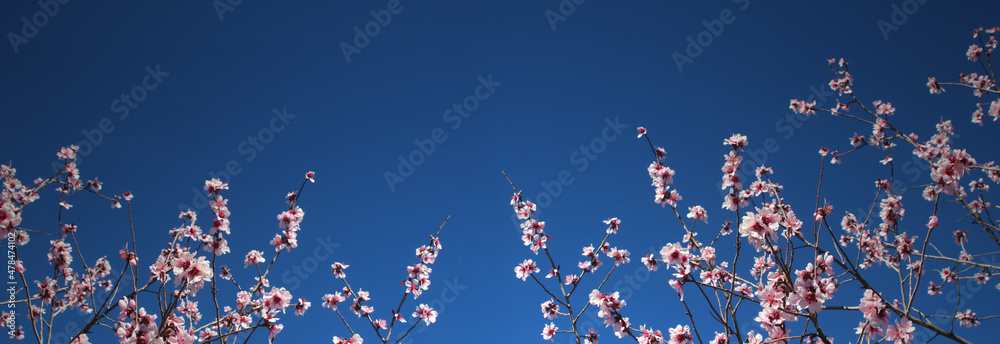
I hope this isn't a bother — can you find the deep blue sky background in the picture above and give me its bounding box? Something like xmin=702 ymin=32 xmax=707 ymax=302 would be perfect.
xmin=3 ymin=1 xmax=1000 ymax=343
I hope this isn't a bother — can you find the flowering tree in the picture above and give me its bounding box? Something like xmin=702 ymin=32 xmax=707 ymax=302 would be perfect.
xmin=320 ymin=218 xmax=447 ymax=344
xmin=508 ymin=27 xmax=1000 ymax=344
xmin=1 ymin=149 xmax=447 ymax=343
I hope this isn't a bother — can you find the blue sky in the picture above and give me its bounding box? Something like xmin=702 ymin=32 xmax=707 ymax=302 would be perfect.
xmin=3 ymin=1 xmax=1000 ymax=343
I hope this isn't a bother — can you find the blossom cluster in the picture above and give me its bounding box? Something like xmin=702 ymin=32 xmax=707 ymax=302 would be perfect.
xmin=588 ymin=290 xmax=632 ymax=339
xmin=321 ymin=219 xmax=446 ymax=343
xmin=510 ymin=33 xmax=1000 ymax=342
xmin=512 ymin=192 xmax=549 ymax=254
xmin=4 ymin=157 xmax=320 ymax=343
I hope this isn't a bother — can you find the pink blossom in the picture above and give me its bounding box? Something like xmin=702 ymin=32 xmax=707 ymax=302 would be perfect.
xmin=989 ymin=99 xmax=1000 ymax=121
xmin=322 ymin=292 xmax=346 ymax=310
xmin=657 ymin=188 xmax=682 ymax=208
xmin=412 ymin=304 xmax=438 ymax=325
xmin=927 ymin=77 xmax=945 ymax=94
xmin=204 ymin=178 xmax=228 ymax=193
xmin=814 ymin=205 xmax=833 ymax=221
xmin=700 ymin=246 xmax=716 ymax=265
xmin=545 ymin=268 xmax=558 ymax=278
xmin=686 ymin=205 xmax=708 ymax=223
xmin=583 ymin=328 xmax=599 ymax=344
xmin=709 ymin=332 xmax=729 ymax=344
xmin=245 ymin=250 xmax=265 ymax=268
xmin=359 ymin=305 xmax=374 ymax=317
xmin=332 ymin=334 xmax=363 ymax=344
xmin=884 ymin=318 xmax=915 ymax=344
xmin=939 ymin=267 xmax=957 ymax=283
xmin=967 ymin=44 xmax=984 ymax=60
xmin=669 ymin=279 xmax=685 ymax=300
xmin=654 ymin=146 xmax=666 ymax=159
xmin=756 ymin=285 xmax=785 ymax=309
xmin=667 ymin=325 xmax=692 ymax=344
xmin=56 ymin=145 xmax=79 ymax=160
xmin=859 ymin=289 xmax=889 ymax=329
xmin=262 ymin=287 xmax=293 ymax=313
xmin=331 ymin=262 xmax=349 ymax=278
xmin=515 ymin=259 xmax=539 ymax=281
xmin=607 ymin=247 xmax=630 ymax=266
xmin=648 ymin=163 xmax=675 ymax=185
xmin=86 ymin=177 xmax=102 ymax=191
xmin=953 ymin=229 xmax=968 ymax=245
xmin=659 ymin=243 xmax=690 ymax=267
xmin=873 ymin=100 xmax=895 ymax=116
xmin=613 ymin=317 xmax=631 ymax=338
xmin=957 ymin=309 xmax=979 ymax=328
xmin=738 ymin=207 xmax=780 ymax=250
xmin=893 ymin=232 xmax=917 ymax=258
xmin=267 ymin=324 xmax=283 ymax=343
xmin=541 ymin=323 xmax=557 ymax=341
xmin=604 ymin=217 xmax=621 ymax=234
xmin=541 ymin=300 xmax=559 ymax=320
xmin=641 ymin=254 xmax=659 ymax=271
xmin=720 ymin=221 xmax=733 ymax=235
xmin=928 ymin=281 xmax=942 ymax=295
xmin=294 ymin=298 xmax=310 ymax=316
xmin=637 ymin=325 xmax=664 ymax=344
xmin=789 ymin=99 xmax=818 ymax=115
xmin=879 ymin=195 xmax=905 ymax=227
xmin=723 ymin=134 xmax=749 ymax=150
